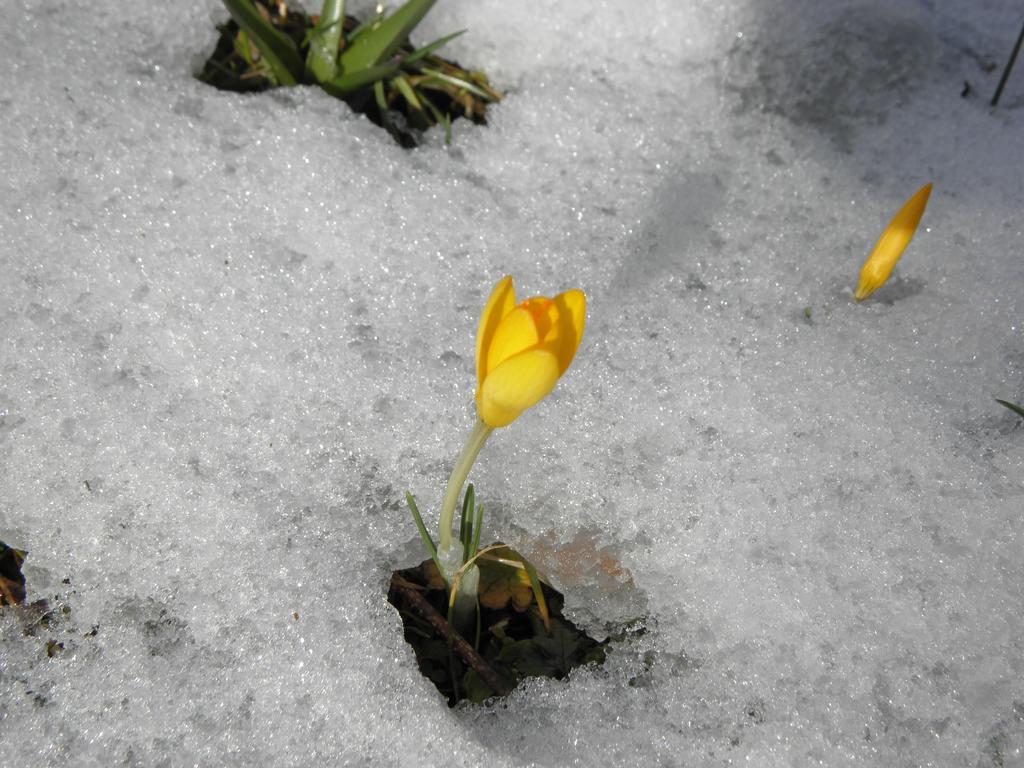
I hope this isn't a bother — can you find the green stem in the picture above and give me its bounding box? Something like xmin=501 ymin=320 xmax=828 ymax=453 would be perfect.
xmin=437 ymin=418 xmax=492 ymax=569
xmin=306 ymin=0 xmax=346 ymax=82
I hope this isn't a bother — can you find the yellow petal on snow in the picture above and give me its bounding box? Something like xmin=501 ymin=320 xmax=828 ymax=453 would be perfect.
xmin=476 ymin=276 xmax=515 ymax=389
xmin=542 ymin=289 xmax=586 ymax=373
xmin=477 ymin=349 xmax=560 ymax=428
xmin=855 ymin=183 xmax=932 ymax=302
xmin=486 ymin=306 xmax=541 ymax=375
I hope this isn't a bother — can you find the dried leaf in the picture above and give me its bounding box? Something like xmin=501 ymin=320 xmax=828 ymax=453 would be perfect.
xmin=0 ymin=541 xmax=28 ymax=606
xmin=478 ymin=560 xmax=534 ymax=611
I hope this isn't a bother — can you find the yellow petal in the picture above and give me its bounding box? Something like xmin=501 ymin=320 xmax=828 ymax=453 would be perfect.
xmin=486 ymin=306 xmax=541 ymax=375
xmin=477 ymin=349 xmax=560 ymax=428
xmin=476 ymin=276 xmax=515 ymax=389
xmin=543 ymin=289 xmax=586 ymax=373
xmin=518 ymin=296 xmax=554 ymax=337
xmin=855 ymin=183 xmax=932 ymax=301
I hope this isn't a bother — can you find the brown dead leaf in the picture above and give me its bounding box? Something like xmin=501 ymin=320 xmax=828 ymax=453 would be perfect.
xmin=475 ymin=545 xmax=540 ymax=613
xmin=0 ymin=542 xmax=27 ymax=606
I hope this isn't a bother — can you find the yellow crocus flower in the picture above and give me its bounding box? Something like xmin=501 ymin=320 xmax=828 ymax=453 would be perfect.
xmin=433 ymin=275 xmax=587 ymax=579
xmin=855 ymin=183 xmax=933 ymax=301
xmin=474 ymin=275 xmax=586 ymax=428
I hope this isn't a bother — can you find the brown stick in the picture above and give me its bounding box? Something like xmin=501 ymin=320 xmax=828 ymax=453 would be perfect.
xmin=391 ymin=576 xmax=511 ymax=697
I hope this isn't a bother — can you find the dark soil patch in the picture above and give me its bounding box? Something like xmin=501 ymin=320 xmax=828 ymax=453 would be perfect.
xmin=388 ymin=554 xmax=607 ymax=706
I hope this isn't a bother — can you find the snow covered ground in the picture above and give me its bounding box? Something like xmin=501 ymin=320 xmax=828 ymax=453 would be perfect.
xmin=2 ymin=0 xmax=1023 ymax=765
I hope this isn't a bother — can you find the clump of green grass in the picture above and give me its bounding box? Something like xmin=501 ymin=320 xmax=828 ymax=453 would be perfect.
xmin=198 ymin=0 xmax=500 ymax=147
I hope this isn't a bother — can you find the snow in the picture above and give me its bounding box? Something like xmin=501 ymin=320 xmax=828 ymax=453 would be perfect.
xmin=2 ymin=0 xmax=1023 ymax=765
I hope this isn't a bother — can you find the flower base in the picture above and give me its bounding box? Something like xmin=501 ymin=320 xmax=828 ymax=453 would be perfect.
xmin=387 ymin=548 xmax=606 ymax=706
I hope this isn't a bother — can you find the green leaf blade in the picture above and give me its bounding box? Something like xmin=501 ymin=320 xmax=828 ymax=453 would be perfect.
xmin=416 ymin=67 xmax=492 ymax=100
xmin=306 ymin=0 xmax=347 ymax=82
xmin=338 ymin=0 xmax=437 ymax=73
xmin=392 ymin=73 xmax=423 ymax=112
xmin=470 ymin=501 xmax=484 ymax=558
xmin=402 ymin=29 xmax=465 ymax=67
xmin=459 ymin=483 xmax=474 ymax=562
xmin=406 ymin=491 xmax=446 ymax=584
xmin=996 ymin=399 xmax=1024 ymax=418
xmin=222 ymin=0 xmax=304 ymax=85
xmin=322 ymin=61 xmax=402 ymax=95
xmin=521 ymin=558 xmax=551 ymax=634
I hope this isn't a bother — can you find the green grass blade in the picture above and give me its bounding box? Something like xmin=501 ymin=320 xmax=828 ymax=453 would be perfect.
xmin=996 ymin=399 xmax=1024 ymax=418
xmin=345 ymin=8 xmax=384 ymax=44
xmin=222 ymin=0 xmax=303 ymax=85
xmin=459 ymin=484 xmax=474 ymax=562
xmin=522 ymin=558 xmax=551 ymax=634
xmin=416 ymin=67 xmax=492 ymax=100
xmin=232 ymin=29 xmax=255 ymax=67
xmin=417 ymin=86 xmax=444 ymax=119
xmin=306 ymin=0 xmax=346 ymax=82
xmin=339 ymin=0 xmax=437 ymax=72
xmin=406 ymin=492 xmax=445 ymax=581
xmin=416 ymin=89 xmax=453 ymax=142
xmin=401 ymin=29 xmax=465 ymax=66
xmin=374 ymin=78 xmax=389 ymax=111
xmin=470 ymin=501 xmax=483 ymax=558
xmin=992 ymin=20 xmax=1024 ymax=106
xmin=321 ymin=61 xmax=402 ymax=95
xmin=392 ymin=73 xmax=423 ymax=112
xmin=373 ymin=79 xmax=401 ymax=142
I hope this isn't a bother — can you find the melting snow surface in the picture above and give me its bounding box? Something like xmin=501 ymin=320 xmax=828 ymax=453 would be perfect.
xmin=1 ymin=0 xmax=1023 ymax=765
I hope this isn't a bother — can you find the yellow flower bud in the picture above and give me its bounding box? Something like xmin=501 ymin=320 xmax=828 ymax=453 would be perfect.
xmin=474 ymin=276 xmax=586 ymax=428
xmin=855 ymin=183 xmax=933 ymax=301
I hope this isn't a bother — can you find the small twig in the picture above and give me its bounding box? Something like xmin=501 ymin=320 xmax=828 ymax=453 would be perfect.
xmin=992 ymin=19 xmax=1024 ymax=107
xmin=391 ymin=576 xmax=511 ymax=697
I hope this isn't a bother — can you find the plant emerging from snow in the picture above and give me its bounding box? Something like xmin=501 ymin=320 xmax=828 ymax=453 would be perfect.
xmin=200 ymin=0 xmax=499 ymax=146
xmin=406 ymin=276 xmax=586 ymax=628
